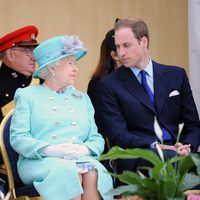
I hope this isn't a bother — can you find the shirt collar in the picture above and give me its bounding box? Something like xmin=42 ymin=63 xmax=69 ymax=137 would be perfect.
xmin=130 ymin=58 xmax=153 ymax=78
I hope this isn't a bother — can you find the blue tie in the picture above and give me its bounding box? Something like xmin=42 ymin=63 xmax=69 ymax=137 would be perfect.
xmin=140 ymin=70 xmax=171 ymax=141
xmin=140 ymin=70 xmax=154 ymax=104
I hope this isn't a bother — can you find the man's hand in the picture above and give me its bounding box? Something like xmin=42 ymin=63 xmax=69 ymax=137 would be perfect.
xmin=158 ymin=142 xmax=191 ymax=156
xmin=175 ymin=142 xmax=191 ymax=156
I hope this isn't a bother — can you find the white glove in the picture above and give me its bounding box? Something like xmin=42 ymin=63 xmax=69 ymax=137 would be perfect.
xmin=63 ymin=143 xmax=90 ymax=158
xmin=41 ymin=143 xmax=90 ymax=159
xmin=63 ymin=149 xmax=80 ymax=160
xmin=76 ymin=144 xmax=90 ymax=156
xmin=41 ymin=144 xmax=65 ymax=158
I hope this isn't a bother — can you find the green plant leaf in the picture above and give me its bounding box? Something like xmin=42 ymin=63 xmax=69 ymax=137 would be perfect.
xmin=151 ymin=162 xmax=166 ymax=180
xmin=179 ymin=173 xmax=200 ymax=192
xmin=169 ymin=155 xmax=183 ymax=164
xmin=106 ymin=185 xmax=139 ymax=196
xmin=100 ymin=146 xmax=200 ymax=200
xmin=168 ymin=198 xmax=185 ymax=200
xmin=113 ymin=171 xmax=144 ymax=185
xmin=159 ymin=180 xmax=177 ymax=199
xmin=164 ymin=161 xmax=177 ymax=182
xmin=99 ymin=146 xmax=161 ymax=166
xmin=139 ymin=178 xmax=158 ymax=199
xmin=177 ymin=155 xmax=194 ymax=176
xmin=190 ymin=153 xmax=200 ymax=176
xmin=145 ymin=163 xmax=177 ymax=199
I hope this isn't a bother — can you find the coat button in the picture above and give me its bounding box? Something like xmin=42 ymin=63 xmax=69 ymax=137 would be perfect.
xmin=51 ymin=134 xmax=57 ymax=139
xmin=52 ymin=106 xmax=57 ymax=111
xmin=65 ymin=98 xmax=69 ymax=102
xmin=70 ymin=136 xmax=77 ymax=142
xmin=48 ymin=96 xmax=53 ymax=101
xmin=71 ymin=121 xmax=77 ymax=126
xmin=69 ymin=107 xmax=74 ymax=112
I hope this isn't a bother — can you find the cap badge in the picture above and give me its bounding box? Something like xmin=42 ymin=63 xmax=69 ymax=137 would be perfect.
xmin=31 ymin=33 xmax=36 ymax=40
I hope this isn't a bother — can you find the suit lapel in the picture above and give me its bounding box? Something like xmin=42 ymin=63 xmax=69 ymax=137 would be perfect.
xmin=119 ymin=67 xmax=155 ymax=112
xmin=153 ymin=61 xmax=169 ymax=113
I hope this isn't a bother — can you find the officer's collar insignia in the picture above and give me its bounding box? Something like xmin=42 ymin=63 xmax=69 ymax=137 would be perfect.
xmin=11 ymin=72 xmax=18 ymax=78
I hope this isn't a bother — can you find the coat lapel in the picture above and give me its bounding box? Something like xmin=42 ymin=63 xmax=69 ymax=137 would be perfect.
xmin=119 ymin=67 xmax=155 ymax=112
xmin=153 ymin=61 xmax=169 ymax=113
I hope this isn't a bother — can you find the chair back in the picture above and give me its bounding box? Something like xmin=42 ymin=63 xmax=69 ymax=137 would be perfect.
xmin=0 ymin=109 xmax=41 ymax=199
xmin=3 ymin=110 xmax=23 ymax=188
xmin=0 ymin=109 xmax=16 ymax=193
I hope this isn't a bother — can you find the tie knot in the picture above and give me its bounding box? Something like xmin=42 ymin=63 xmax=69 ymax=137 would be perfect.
xmin=140 ymin=70 xmax=146 ymax=77
xmin=140 ymin=70 xmax=148 ymax=82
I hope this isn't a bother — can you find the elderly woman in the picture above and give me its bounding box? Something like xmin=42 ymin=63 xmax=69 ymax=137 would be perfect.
xmin=10 ymin=35 xmax=113 ymax=200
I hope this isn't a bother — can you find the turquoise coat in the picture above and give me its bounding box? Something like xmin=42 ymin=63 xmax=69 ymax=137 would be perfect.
xmin=10 ymin=85 xmax=114 ymax=200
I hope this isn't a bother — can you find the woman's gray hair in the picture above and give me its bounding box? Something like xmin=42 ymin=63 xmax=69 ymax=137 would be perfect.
xmin=37 ymin=59 xmax=60 ymax=79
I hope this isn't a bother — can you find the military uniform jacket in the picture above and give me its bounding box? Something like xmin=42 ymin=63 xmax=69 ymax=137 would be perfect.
xmin=0 ymin=63 xmax=32 ymax=122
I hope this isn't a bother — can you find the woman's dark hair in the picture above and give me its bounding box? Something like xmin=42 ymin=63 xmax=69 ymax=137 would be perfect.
xmin=91 ymin=30 xmax=116 ymax=79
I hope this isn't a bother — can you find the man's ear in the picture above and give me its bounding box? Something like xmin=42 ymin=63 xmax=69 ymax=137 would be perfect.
xmin=4 ymin=49 xmax=15 ymax=62
xmin=141 ymin=36 xmax=148 ymax=49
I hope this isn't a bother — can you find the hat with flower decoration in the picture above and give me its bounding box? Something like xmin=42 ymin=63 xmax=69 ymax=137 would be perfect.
xmin=0 ymin=25 xmax=38 ymax=53
xmin=32 ymin=35 xmax=87 ymax=78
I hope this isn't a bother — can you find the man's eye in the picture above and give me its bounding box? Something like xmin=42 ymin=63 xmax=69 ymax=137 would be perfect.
xmin=124 ymin=44 xmax=130 ymax=48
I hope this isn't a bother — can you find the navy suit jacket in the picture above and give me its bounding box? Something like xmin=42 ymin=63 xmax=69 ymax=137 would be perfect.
xmin=98 ymin=61 xmax=200 ymax=151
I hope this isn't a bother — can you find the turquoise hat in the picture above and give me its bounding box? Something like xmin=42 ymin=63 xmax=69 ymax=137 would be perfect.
xmin=33 ymin=35 xmax=87 ymax=78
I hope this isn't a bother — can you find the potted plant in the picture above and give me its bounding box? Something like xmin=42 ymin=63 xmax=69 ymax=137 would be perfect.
xmin=99 ymin=118 xmax=200 ymax=200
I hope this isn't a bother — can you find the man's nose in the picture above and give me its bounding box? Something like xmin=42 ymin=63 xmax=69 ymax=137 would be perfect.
xmin=31 ymin=54 xmax=36 ymax=61
xmin=117 ymin=47 xmax=126 ymax=57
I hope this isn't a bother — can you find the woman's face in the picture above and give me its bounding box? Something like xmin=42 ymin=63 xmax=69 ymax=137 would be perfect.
xmin=53 ymin=55 xmax=78 ymax=87
xmin=110 ymin=50 xmax=122 ymax=68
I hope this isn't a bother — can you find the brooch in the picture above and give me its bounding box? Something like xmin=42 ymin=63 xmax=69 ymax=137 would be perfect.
xmin=72 ymin=93 xmax=82 ymax=99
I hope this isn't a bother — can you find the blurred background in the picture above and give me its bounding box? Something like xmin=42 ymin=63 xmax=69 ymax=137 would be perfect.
xmin=0 ymin=0 xmax=188 ymax=91
xmin=2 ymin=0 xmax=200 ymax=116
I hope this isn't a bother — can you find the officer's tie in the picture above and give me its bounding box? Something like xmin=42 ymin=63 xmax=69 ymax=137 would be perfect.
xmin=140 ymin=70 xmax=171 ymax=141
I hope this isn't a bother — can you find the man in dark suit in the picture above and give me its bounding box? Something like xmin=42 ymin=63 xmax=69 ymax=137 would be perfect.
xmin=0 ymin=25 xmax=39 ymax=123
xmin=98 ymin=18 xmax=200 ymax=185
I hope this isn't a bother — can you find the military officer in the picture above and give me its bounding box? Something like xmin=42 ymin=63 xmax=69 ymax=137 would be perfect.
xmin=0 ymin=25 xmax=39 ymax=122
